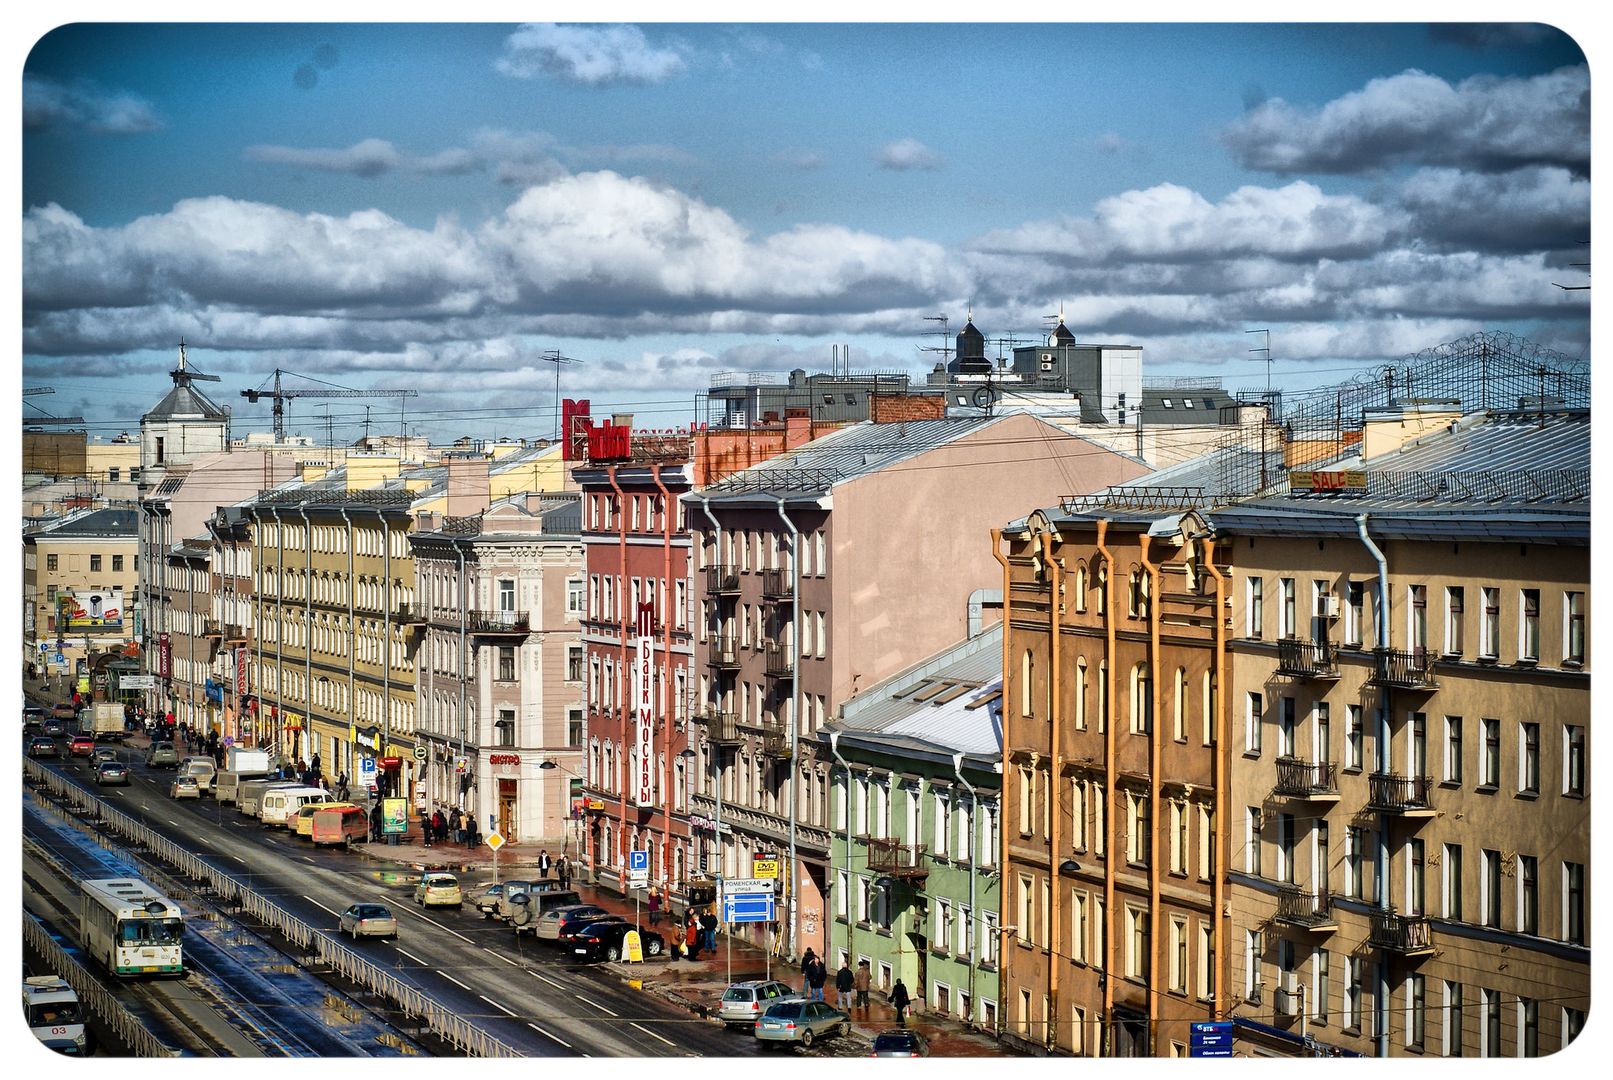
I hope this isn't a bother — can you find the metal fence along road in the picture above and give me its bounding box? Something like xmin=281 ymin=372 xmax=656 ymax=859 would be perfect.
xmin=22 ymin=911 xmax=180 ymax=1058
xmin=24 ymin=759 xmax=523 ymax=1058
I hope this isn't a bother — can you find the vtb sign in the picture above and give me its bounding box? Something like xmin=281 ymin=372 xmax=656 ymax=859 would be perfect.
xmin=634 ymin=602 xmax=656 ymax=808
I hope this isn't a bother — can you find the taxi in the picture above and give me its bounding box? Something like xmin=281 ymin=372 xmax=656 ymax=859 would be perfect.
xmin=412 ymin=872 xmax=463 ymax=908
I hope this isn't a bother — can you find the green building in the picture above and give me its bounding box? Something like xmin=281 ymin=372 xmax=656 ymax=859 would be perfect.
xmin=820 ymin=625 xmax=1003 ymax=1033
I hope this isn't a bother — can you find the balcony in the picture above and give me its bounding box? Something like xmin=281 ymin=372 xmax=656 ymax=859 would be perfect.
xmin=1276 ymin=638 xmax=1339 ymax=680
xmin=709 ymin=634 xmax=740 ymax=670
xmin=706 ymin=566 xmax=740 ymax=596
xmin=224 ymin=623 xmax=248 ymax=643
xmin=1368 ymin=910 xmax=1435 ymax=957
xmin=465 ymin=610 xmax=531 ymax=636
xmin=1367 ymin=773 xmax=1436 ymax=817
xmin=703 ymin=710 xmax=740 ymax=744
xmin=1369 ymin=647 xmax=1438 ymax=690
xmin=864 ymin=837 xmax=929 ymax=880
xmin=760 ymin=723 xmax=793 ymax=760
xmin=391 ymin=603 xmax=421 ymax=625
xmin=1273 ymin=884 xmax=1338 ymax=932
xmin=1274 ymin=756 xmax=1340 ymax=801
xmin=764 ymin=640 xmax=794 ymax=678
xmin=762 ymin=568 xmax=792 ymax=601
xmin=201 ymin=619 xmax=223 ymax=639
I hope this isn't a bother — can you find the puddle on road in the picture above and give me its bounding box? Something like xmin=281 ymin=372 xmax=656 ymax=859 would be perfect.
xmin=320 ymin=993 xmax=362 ymax=1028
xmin=375 ymin=1032 xmax=419 ymax=1054
xmin=263 ymin=962 xmax=299 ymax=974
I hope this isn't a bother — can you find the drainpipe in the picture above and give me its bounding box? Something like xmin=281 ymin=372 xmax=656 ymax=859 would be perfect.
xmin=1096 ymin=519 xmax=1117 ymax=1050
xmin=608 ymin=466 xmax=630 ymax=881
xmin=457 ymin=541 xmax=468 ymax=811
xmin=652 ymin=465 xmax=677 ymax=892
xmin=299 ymin=507 xmax=312 ymax=767
xmin=989 ymin=528 xmax=1011 ymax=1041
xmin=831 ymin=730 xmax=856 ymax=966
xmin=273 ymin=508 xmax=285 ymax=762
xmin=966 ymin=588 xmax=1003 ymax=639
xmin=1043 ymin=530 xmax=1065 ymax=1051
xmin=1140 ymin=533 xmax=1163 ymax=1044
xmin=1197 ymin=532 xmax=1228 ymax=1020
xmin=698 ymin=497 xmax=726 ymax=881
xmin=775 ymin=496 xmax=802 ymax=959
xmin=379 ymin=508 xmax=393 ymax=799
xmin=953 ymin=750 xmax=980 ymax=1029
xmin=340 ymin=509 xmax=356 ymax=791
xmin=1356 ymin=513 xmax=1392 ymax=1060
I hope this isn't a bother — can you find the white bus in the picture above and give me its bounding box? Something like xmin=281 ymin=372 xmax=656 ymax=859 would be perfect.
xmin=78 ymin=878 xmax=184 ymax=977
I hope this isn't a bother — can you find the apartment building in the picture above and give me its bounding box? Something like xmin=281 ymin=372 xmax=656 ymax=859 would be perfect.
xmin=22 ymin=507 xmax=140 ymax=687
xmin=410 ymin=489 xmax=585 ymax=845
xmin=206 ymin=504 xmax=259 ymax=744
xmin=687 ymin=414 xmax=1149 ymax=959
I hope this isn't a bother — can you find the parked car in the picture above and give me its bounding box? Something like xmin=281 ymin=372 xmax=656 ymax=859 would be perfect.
xmin=90 ymin=747 xmax=119 ymax=767
xmin=509 ymin=889 xmax=584 ymax=933
xmin=754 ymin=1000 xmax=852 ymax=1050
xmin=95 ymin=761 xmax=131 ymax=787
xmin=339 ymin=903 xmax=398 ymax=939
xmin=869 ymin=1029 xmax=931 ymax=1057
xmin=718 ymin=980 xmax=803 ymax=1029
xmin=50 ymin=703 xmax=76 ymax=720
xmin=28 ymin=736 xmax=59 ymax=759
xmin=294 ymin=800 xmax=356 ymax=837
xmin=309 ymin=805 xmax=369 ymax=847
xmin=68 ymin=735 xmax=96 ymax=758
xmin=554 ymin=911 xmax=626 ymax=946
xmin=569 ymin=922 xmax=665 ymax=963
xmin=413 ymin=873 xmax=463 ymax=908
xmin=170 ymin=775 xmax=201 ymax=799
xmin=473 ymin=883 xmax=506 ymax=919
xmin=147 ymin=741 xmax=180 ymax=768
xmin=533 ymin=903 xmax=608 ymax=941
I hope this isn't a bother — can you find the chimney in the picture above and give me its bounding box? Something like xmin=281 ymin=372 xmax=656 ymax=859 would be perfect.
xmin=444 ymin=452 xmax=492 ymax=517
xmin=784 ymin=409 xmax=813 ymax=448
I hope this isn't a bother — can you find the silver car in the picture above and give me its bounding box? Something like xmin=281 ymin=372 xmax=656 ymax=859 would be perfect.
xmin=338 ymin=903 xmax=398 ymax=939
xmin=534 ymin=903 xmax=607 ymax=941
xmin=753 ymin=1000 xmax=852 ymax=1050
xmin=719 ymin=979 xmax=802 ymax=1030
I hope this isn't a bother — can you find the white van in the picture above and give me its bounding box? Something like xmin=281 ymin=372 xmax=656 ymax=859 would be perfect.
xmin=258 ymin=786 xmax=330 ymax=827
xmin=179 ymin=757 xmax=217 ymax=793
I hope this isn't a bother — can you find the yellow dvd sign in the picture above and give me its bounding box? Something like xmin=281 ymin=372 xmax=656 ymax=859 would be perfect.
xmin=752 ymin=858 xmax=780 ymax=879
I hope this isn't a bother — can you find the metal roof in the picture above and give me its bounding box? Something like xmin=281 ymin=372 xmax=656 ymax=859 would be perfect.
xmin=31 ymin=507 xmax=140 ymax=537
xmin=142 ymin=380 xmax=227 ymax=422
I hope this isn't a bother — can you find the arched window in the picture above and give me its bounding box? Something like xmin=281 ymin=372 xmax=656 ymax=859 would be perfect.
xmin=1130 ymin=662 xmax=1152 ymax=734
xmin=1075 ymin=659 xmax=1089 ymax=730
xmin=1021 ymin=649 xmax=1035 ymax=718
xmin=1173 ymin=667 xmax=1188 ymax=741
xmin=1074 ymin=563 xmax=1089 ymax=613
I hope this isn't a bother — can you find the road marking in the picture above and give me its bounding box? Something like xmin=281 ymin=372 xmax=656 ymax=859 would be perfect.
xmin=577 ymin=994 xmax=617 ymax=1017
xmin=527 ymin=1022 xmax=571 ymax=1049
xmin=231 ymin=855 xmax=248 ymax=864
xmin=480 ymin=994 xmax=518 ymax=1017
xmin=301 ymin=856 xmax=315 ymax=863
xmin=484 ymin=949 xmax=519 ymax=967
xmin=168 ymin=819 xmax=181 ymax=826
xmin=527 ymin=969 xmax=565 ymax=991
xmin=395 ymin=947 xmax=429 ymax=966
xmin=302 ymin=895 xmax=342 ymax=918
xmin=410 ymin=911 xmax=474 ymax=943
xmin=441 ymin=972 xmax=473 ymax=992
xmin=630 ymin=1022 xmax=676 ymax=1047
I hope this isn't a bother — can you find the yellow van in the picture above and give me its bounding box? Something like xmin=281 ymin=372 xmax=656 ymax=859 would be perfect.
xmin=295 ymin=800 xmax=357 ymax=837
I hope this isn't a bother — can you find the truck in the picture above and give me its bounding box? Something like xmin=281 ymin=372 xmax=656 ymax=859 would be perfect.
xmin=215 ymin=767 xmax=271 ymax=806
xmin=226 ymin=747 xmax=272 ymax=773
xmin=83 ymin=702 xmax=127 ymax=741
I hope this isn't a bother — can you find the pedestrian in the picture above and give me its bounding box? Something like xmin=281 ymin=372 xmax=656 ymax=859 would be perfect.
xmin=538 ymin=849 xmax=553 ymax=880
xmin=890 ymin=978 xmax=911 ymax=1026
xmin=421 ymin=807 xmax=432 ymax=847
xmin=467 ymin=818 xmax=479 ymax=849
xmin=853 ymin=960 xmax=872 ymax=1014
xmin=431 ymin=808 xmax=445 ymax=843
xmin=647 ymin=886 xmax=662 ymax=926
xmin=699 ymin=906 xmax=718 ymax=952
xmin=369 ymin=802 xmax=383 ymax=843
xmin=835 ymin=959 xmax=855 ymax=1010
xmin=807 ymin=955 xmax=828 ymax=1002
xmin=557 ymin=855 xmax=571 ymax=889
xmin=453 ymin=810 xmax=466 ymax=846
xmin=685 ymin=915 xmax=702 ymax=961
xmin=800 ymin=948 xmax=818 ymax=995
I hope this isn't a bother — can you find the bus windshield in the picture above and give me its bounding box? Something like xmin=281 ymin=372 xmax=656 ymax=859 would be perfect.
xmin=118 ymin=917 xmax=183 ymax=945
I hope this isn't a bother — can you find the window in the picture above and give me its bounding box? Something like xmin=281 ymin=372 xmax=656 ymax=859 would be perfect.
xmin=1197 ymin=805 xmax=1214 ymax=880
xmin=1345 ymin=581 xmax=1364 ymax=645
xmin=1197 ymin=924 xmax=1215 ymax=1000
xmin=1444 ymin=587 xmax=1465 ymax=655
xmin=1481 ymin=849 xmax=1502 ymax=928
xmin=1280 ymin=578 xmax=1296 ymax=637
xmin=1017 ymin=766 xmax=1033 ymax=835
xmin=1247 ymin=577 xmax=1263 ymax=639
xmin=1345 ymin=705 xmax=1363 ymax=771
xmin=1020 ymin=650 xmax=1034 ymax=718
xmin=1169 ymin=917 xmax=1188 ymax=993
xmin=1480 ymin=718 xmax=1500 ymax=788
xmin=1564 ymin=724 xmax=1585 ymax=796
xmin=1129 ymin=661 xmax=1151 ymax=734
xmin=566 ymin=578 xmax=584 ymax=615
xmin=1443 ymin=844 xmax=1463 ymax=921
xmin=1480 ymin=588 xmax=1500 ymax=658
xmin=1278 ymin=697 xmax=1296 ymax=757
xmin=1245 ymin=807 xmax=1263 ymax=877
xmin=1408 ymin=974 xmax=1426 ymax=1049
xmin=935 ymin=901 xmax=953 ymax=951
xmin=1345 ymin=827 xmax=1365 ymax=900
xmin=1518 ymin=722 xmax=1539 ymax=795
xmin=112 ymin=554 xmax=124 ymax=572
xmin=1445 ymin=982 xmax=1465 ymax=1056
xmin=1277 ymin=814 xmax=1295 ymax=883
xmin=46 ymin=553 xmax=58 ymax=572
xmin=1409 ymin=584 xmax=1427 ymax=653
xmin=1127 ymin=793 xmax=1150 ymax=866
xmin=1314 ymin=820 xmax=1330 ymax=893
xmin=1563 ymin=862 xmax=1584 ymax=944
xmin=982 ymin=910 xmax=998 ymax=965
xmin=1342 ymin=957 xmax=1360 ymax=1030
xmin=1482 ymin=989 xmax=1502 ymax=1057
xmin=567 ymin=645 xmax=584 ymax=683
xmin=1072 ymin=891 xmax=1088 ymax=964
xmin=1519 ymin=589 xmax=1540 ymax=661
xmin=1244 ymin=929 xmax=1263 ymax=1002
xmin=567 ymin=709 xmax=583 ymax=747
xmin=1172 ymin=667 xmax=1186 ymax=742
xmin=1564 ymin=591 xmax=1585 ymax=663
xmin=1125 ymin=906 xmax=1149 ymax=979
xmin=1517 ymin=854 xmax=1538 ymax=935
xmin=1314 ymin=702 xmax=1331 ymax=764
xmin=1562 ymin=1008 xmax=1585 ymax=1050
xmin=1016 ymin=875 xmax=1033 ymax=945
xmin=1245 ymin=693 xmax=1263 ymax=755
xmin=497 ymin=646 xmax=516 ymax=682
xmin=1170 ymin=800 xmax=1188 ymax=875
xmin=89 ymin=554 xmax=102 ymax=573
xmin=1070 ymin=779 xmax=1087 ymax=851
xmin=498 ymin=579 xmax=516 ymax=612
xmin=1313 ymin=948 xmax=1330 ymax=1023
xmin=1517 ymin=998 xmax=1538 ymax=1057
xmin=1442 ymin=716 xmax=1463 ymax=784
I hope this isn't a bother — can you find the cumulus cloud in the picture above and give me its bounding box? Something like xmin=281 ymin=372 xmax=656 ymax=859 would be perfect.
xmin=1394 ymin=166 xmax=1588 ymax=253
xmin=1222 ymin=65 xmax=1589 ymax=175
xmin=23 ymin=75 xmax=161 ymax=134
xmin=877 ymin=138 xmax=943 ymax=171
xmin=496 ymin=23 xmax=687 ymax=85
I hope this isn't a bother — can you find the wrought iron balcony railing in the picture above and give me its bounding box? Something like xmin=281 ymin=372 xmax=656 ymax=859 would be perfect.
xmin=1274 ymin=756 xmax=1340 ymax=800
xmin=706 ymin=566 xmax=740 ymax=595
xmin=764 ymin=641 xmax=794 ymax=678
xmin=709 ymin=634 xmax=740 ymax=669
xmin=464 ymin=610 xmax=530 ymax=635
xmin=864 ymin=836 xmax=928 ymax=879
xmin=1274 ymin=884 xmax=1337 ymax=931
xmin=1370 ymin=647 xmax=1438 ymax=689
xmin=1367 ymin=773 xmax=1435 ymax=815
xmin=1369 ymin=910 xmax=1435 ymax=956
xmin=703 ymin=710 xmax=740 ymax=743
xmin=762 ymin=568 xmax=792 ymax=600
xmin=1276 ymin=637 xmax=1340 ymax=679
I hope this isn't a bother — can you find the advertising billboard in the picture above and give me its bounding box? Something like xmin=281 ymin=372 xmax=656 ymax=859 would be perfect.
xmin=634 ymin=602 xmax=656 ymax=808
xmin=58 ymin=588 xmax=125 ymax=631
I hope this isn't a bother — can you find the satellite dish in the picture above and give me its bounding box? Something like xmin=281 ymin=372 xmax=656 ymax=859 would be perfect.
xmin=972 ymin=386 xmax=994 ymax=410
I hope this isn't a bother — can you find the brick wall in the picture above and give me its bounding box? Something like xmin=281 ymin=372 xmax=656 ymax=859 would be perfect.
xmin=868 ymin=394 xmax=947 ymax=424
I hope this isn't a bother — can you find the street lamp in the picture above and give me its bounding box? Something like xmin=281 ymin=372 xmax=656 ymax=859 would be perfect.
xmin=538 ymin=758 xmax=582 ymax=858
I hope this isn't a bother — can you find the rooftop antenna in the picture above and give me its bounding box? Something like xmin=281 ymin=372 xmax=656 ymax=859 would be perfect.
xmin=1043 ymin=301 xmax=1066 ymax=345
xmin=540 ymin=350 xmax=582 ymax=442
xmin=1553 ymin=239 xmax=1590 ymax=290
xmin=917 ymin=313 xmax=952 ymax=369
xmin=1246 ymin=328 xmax=1273 ymax=401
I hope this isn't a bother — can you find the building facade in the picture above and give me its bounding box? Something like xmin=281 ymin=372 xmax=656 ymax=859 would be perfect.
xmin=22 ymin=507 xmax=140 ymax=688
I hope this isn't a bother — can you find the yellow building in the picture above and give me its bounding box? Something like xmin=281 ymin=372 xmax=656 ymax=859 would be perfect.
xmin=23 ymin=507 xmax=140 ymax=687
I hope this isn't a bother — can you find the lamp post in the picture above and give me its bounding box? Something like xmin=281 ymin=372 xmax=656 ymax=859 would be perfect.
xmin=537 ymin=758 xmax=582 ymax=859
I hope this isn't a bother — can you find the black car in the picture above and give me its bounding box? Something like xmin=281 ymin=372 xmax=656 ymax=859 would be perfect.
xmin=28 ymin=736 xmax=59 ymax=758
xmin=554 ymin=911 xmax=626 ymax=945
xmin=570 ymin=922 xmax=665 ymax=963
xmin=870 ymin=1029 xmax=931 ymax=1057
xmin=42 ymin=719 xmax=64 ymax=737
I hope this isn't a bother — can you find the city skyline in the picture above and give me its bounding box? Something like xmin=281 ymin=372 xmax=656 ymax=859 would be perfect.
xmin=19 ymin=18 xmax=1591 ymax=446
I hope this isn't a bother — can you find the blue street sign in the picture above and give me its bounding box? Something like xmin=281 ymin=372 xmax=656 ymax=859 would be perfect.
xmin=723 ymin=897 xmax=775 ymax=924
xmin=1190 ymin=1021 xmax=1234 ymax=1058
xmin=628 ymin=849 xmax=650 ymax=872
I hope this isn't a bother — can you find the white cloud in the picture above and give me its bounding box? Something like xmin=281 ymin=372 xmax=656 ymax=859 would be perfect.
xmin=877 ymin=138 xmax=943 ymax=171
xmin=496 ymin=23 xmax=687 ymax=85
xmin=23 ymin=75 xmax=161 ymax=134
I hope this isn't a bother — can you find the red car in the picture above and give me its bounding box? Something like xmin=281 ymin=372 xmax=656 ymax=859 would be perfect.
xmin=69 ymin=735 xmax=96 ymax=757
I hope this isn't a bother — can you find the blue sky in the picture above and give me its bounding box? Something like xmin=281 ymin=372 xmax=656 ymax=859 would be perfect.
xmin=17 ymin=17 xmax=1592 ymax=445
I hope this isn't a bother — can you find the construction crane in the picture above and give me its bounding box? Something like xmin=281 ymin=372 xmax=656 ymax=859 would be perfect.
xmin=241 ymin=368 xmax=418 ymax=442
xmin=21 ymin=384 xmax=85 ymax=425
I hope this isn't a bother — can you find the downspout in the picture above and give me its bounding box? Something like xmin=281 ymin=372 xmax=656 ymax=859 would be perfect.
xmin=1096 ymin=519 xmax=1118 ymax=1050
xmin=989 ymin=528 xmax=1011 ymax=1042
xmin=1356 ymin=513 xmax=1392 ymax=1059
xmin=832 ymin=730 xmax=855 ymax=968
xmin=608 ymin=466 xmax=630 ymax=878
xmin=340 ymin=508 xmax=356 ymax=790
xmin=1198 ymin=533 xmax=1228 ymax=1020
xmin=775 ymin=496 xmax=802 ymax=959
xmin=274 ymin=508 xmax=285 ymax=762
xmin=698 ymin=497 xmax=726 ymax=880
xmin=299 ymin=506 xmax=312 ymax=766
xmin=457 ymin=540 xmax=468 ymax=810
xmin=954 ymin=750 xmax=980 ymax=1032
xmin=1043 ymin=530 xmax=1064 ymax=1050
xmin=1140 ymin=533 xmax=1163 ymax=1044
xmin=379 ymin=508 xmax=392 ymax=797
xmin=652 ymin=465 xmax=675 ymax=892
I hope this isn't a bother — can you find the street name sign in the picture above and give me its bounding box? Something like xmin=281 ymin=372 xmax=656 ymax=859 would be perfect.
xmin=720 ymin=878 xmax=774 ymax=898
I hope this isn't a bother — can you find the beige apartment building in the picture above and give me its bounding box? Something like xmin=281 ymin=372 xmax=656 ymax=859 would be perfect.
xmin=23 ymin=507 xmax=140 ymax=686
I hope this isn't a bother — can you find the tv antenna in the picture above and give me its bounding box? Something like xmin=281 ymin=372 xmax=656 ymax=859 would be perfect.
xmin=917 ymin=314 xmax=952 ymax=369
xmin=540 ymin=350 xmax=582 ymax=442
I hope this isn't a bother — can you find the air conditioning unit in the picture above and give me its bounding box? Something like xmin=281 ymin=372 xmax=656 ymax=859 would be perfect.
xmin=1320 ymin=594 xmax=1341 ymax=619
xmin=1275 ymin=972 xmax=1301 ymax=1016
